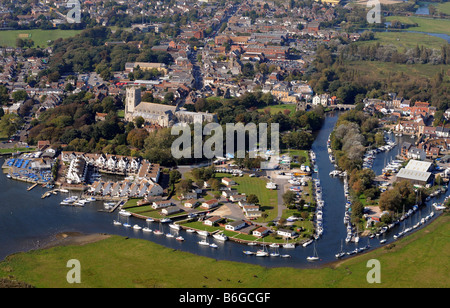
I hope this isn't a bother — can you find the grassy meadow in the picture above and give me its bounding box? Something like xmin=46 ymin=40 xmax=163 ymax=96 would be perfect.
xmin=385 ymin=16 xmax=450 ymax=36
xmin=436 ymin=1 xmax=450 ymax=15
xmin=0 ymin=214 xmax=448 ymax=288
xmin=0 ymin=29 xmax=82 ymax=48
xmin=356 ymin=31 xmax=449 ymax=51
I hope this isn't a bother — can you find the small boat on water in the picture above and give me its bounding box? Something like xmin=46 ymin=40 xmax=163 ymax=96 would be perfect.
xmin=306 ymin=242 xmax=319 ymax=261
xmin=243 ymin=250 xmax=255 ymax=255
xmin=212 ymin=233 xmax=228 ymax=241
xmin=255 ymin=250 xmax=269 ymax=257
xmin=169 ymin=223 xmax=180 ymax=230
xmin=166 ymin=233 xmax=174 ymax=238
xmin=209 ymin=243 xmax=218 ymax=248
xmin=281 ymin=254 xmax=291 ymax=258
xmin=302 ymin=239 xmax=313 ymax=248
xmin=143 ymin=227 xmax=152 ymax=233
xmin=197 ymin=230 xmax=209 ymax=237
xmin=198 ymin=239 xmax=210 ymax=246
xmin=133 ymin=224 xmax=142 ymax=230
xmin=119 ymin=210 xmax=131 ymax=217
xmin=123 ymin=223 xmax=131 ymax=228
xmin=335 ymin=240 xmax=345 ymax=259
xmin=113 ymin=220 xmax=122 ymax=226
xmin=153 ymin=229 xmax=164 ymax=235
xmin=176 ymin=236 xmax=184 ymax=241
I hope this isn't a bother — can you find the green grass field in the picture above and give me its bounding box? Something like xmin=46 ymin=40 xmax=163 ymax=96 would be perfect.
xmin=0 ymin=29 xmax=82 ymax=48
xmin=345 ymin=60 xmax=450 ymax=80
xmin=436 ymin=1 xmax=450 ymax=15
xmin=356 ymin=31 xmax=449 ymax=51
xmin=0 ymin=214 xmax=448 ymax=288
xmin=386 ymin=16 xmax=450 ymax=35
xmin=214 ymin=173 xmax=278 ymax=222
xmin=257 ymin=103 xmax=298 ymax=116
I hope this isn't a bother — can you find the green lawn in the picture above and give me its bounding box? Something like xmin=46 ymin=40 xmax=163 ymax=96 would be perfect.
xmin=0 ymin=214 xmax=448 ymax=288
xmin=0 ymin=29 xmax=82 ymax=48
xmin=345 ymin=60 xmax=450 ymax=80
xmin=385 ymin=16 xmax=450 ymax=35
xmin=214 ymin=173 xmax=278 ymax=222
xmin=435 ymin=1 xmax=450 ymax=15
xmin=256 ymin=103 xmax=297 ymax=116
xmin=0 ymin=147 xmax=36 ymax=154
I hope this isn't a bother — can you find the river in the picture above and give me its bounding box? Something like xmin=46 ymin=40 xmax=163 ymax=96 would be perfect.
xmin=0 ymin=112 xmax=446 ymax=268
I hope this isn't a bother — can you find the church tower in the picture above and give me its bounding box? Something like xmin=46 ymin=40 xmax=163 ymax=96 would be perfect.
xmin=125 ymin=86 xmax=141 ymax=116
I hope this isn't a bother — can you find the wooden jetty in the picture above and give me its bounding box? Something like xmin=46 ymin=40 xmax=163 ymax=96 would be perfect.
xmin=27 ymin=183 xmax=38 ymax=191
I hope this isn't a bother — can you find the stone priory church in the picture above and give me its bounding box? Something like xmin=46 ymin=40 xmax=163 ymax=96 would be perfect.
xmin=125 ymin=87 xmax=217 ymax=127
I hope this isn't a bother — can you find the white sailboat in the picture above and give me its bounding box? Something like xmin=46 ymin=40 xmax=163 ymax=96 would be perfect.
xmin=306 ymin=242 xmax=319 ymax=261
xmin=269 ymin=247 xmax=280 ymax=257
xmin=256 ymin=240 xmax=269 ymax=257
xmin=335 ymin=239 xmax=345 ymax=259
xmin=379 ymin=232 xmax=387 ymax=244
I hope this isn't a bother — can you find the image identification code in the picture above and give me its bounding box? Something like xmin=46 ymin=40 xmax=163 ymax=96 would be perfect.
xmin=179 ymin=292 xmax=271 ymax=305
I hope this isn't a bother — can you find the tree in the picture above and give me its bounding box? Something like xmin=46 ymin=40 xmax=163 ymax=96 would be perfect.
xmin=12 ymin=90 xmax=28 ymax=102
xmin=282 ymin=190 xmax=296 ymax=206
xmin=247 ymin=194 xmax=259 ymax=204
xmin=0 ymin=113 xmax=22 ymax=139
xmin=169 ymin=170 xmax=182 ymax=188
xmin=176 ymin=179 xmax=193 ymax=194
xmin=134 ymin=116 xmax=145 ymax=128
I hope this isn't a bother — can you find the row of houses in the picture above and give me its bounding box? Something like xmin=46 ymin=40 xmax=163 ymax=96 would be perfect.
xmin=89 ymin=179 xmax=163 ymax=199
xmin=61 ymin=152 xmax=161 ymax=184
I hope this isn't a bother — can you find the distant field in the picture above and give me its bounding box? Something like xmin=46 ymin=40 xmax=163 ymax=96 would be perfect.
xmin=436 ymin=1 xmax=450 ymax=15
xmin=356 ymin=31 xmax=449 ymax=51
xmin=0 ymin=29 xmax=81 ymax=48
xmin=385 ymin=16 xmax=450 ymax=35
xmin=345 ymin=60 xmax=450 ymax=80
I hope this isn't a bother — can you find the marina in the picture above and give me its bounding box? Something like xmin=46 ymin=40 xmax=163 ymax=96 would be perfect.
xmin=0 ymin=112 xmax=447 ymax=268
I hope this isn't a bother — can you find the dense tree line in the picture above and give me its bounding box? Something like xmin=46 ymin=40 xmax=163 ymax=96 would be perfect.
xmin=330 ymin=109 xmax=383 ymax=172
xmin=40 ymin=27 xmax=173 ymax=80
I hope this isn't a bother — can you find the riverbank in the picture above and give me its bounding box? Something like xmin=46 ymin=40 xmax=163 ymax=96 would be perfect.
xmin=40 ymin=232 xmax=111 ymax=249
xmin=0 ymin=214 xmax=448 ymax=288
